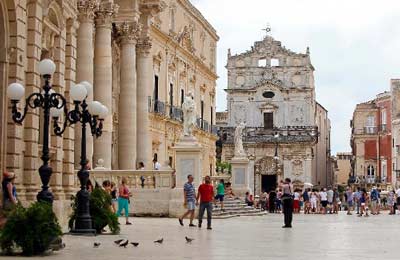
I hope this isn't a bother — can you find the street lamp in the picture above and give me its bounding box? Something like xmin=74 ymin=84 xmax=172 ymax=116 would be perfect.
xmin=61 ymin=82 xmax=106 ymax=234
xmin=7 ymin=59 xmax=106 ymax=234
xmin=7 ymin=59 xmax=64 ymax=204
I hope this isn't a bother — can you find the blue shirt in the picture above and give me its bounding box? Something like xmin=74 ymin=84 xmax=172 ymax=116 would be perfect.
xmin=184 ymin=182 xmax=196 ymax=202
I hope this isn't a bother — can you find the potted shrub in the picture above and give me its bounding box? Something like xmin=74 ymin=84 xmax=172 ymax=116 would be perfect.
xmin=69 ymin=187 xmax=120 ymax=234
xmin=0 ymin=202 xmax=62 ymax=256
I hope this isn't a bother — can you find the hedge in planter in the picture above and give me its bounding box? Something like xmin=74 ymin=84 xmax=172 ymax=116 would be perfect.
xmin=0 ymin=202 xmax=62 ymax=256
xmin=69 ymin=187 xmax=120 ymax=234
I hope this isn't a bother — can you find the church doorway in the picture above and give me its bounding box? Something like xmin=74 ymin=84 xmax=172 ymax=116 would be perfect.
xmin=262 ymin=174 xmax=277 ymax=192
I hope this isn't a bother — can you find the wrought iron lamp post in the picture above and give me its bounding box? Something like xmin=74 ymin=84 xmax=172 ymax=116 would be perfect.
xmin=7 ymin=59 xmax=66 ymax=204
xmin=7 ymin=59 xmax=107 ymax=234
xmin=63 ymin=82 xmax=107 ymax=234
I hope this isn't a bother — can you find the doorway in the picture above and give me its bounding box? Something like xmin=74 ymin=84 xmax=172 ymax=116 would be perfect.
xmin=261 ymin=174 xmax=277 ymax=192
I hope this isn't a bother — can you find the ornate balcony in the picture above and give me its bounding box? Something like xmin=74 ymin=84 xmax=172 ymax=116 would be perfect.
xmin=219 ymin=125 xmax=319 ymax=144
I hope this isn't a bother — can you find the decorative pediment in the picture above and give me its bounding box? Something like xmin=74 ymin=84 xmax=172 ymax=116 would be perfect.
xmin=175 ymin=25 xmax=195 ymax=53
xmin=259 ymin=102 xmax=278 ymax=112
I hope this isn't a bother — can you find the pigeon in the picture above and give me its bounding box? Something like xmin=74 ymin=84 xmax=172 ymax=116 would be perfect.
xmin=119 ymin=240 xmax=129 ymax=248
xmin=114 ymin=239 xmax=124 ymax=245
xmin=185 ymin=236 xmax=194 ymax=243
xmin=154 ymin=238 xmax=163 ymax=244
xmin=130 ymin=242 xmax=139 ymax=247
xmin=93 ymin=242 xmax=101 ymax=248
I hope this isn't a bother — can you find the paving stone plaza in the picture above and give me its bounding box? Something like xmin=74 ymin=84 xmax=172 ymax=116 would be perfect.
xmin=14 ymin=213 xmax=397 ymax=260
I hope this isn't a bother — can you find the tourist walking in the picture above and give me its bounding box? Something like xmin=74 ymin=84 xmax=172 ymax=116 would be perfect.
xmin=2 ymin=172 xmax=18 ymax=211
xmin=396 ymin=187 xmax=400 ymax=213
xmin=269 ymin=189 xmax=277 ymax=213
xmin=280 ymin=178 xmax=293 ymax=228
xmin=327 ymin=187 xmax=334 ymax=214
xmin=117 ymin=177 xmax=132 ymax=225
xmin=319 ymin=188 xmax=328 ymax=214
xmin=370 ymin=187 xmax=379 ymax=215
xmin=303 ymin=188 xmax=311 ymax=214
xmin=293 ymin=189 xmax=300 ymax=213
xmin=354 ymin=187 xmax=361 ymax=214
xmin=388 ymin=189 xmax=395 ymax=215
xmin=358 ymin=188 xmax=369 ymax=217
xmin=215 ymin=179 xmax=225 ymax=211
xmin=179 ymin=174 xmax=196 ymax=227
xmin=310 ymin=189 xmax=318 ymax=213
xmin=197 ymin=176 xmax=214 ymax=230
xmin=345 ymin=187 xmax=353 ymax=215
xmin=110 ymin=182 xmax=117 ymax=213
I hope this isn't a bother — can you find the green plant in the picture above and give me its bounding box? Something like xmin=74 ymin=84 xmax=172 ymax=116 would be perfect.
xmin=0 ymin=202 xmax=62 ymax=256
xmin=216 ymin=161 xmax=232 ymax=174
xmin=69 ymin=187 xmax=120 ymax=234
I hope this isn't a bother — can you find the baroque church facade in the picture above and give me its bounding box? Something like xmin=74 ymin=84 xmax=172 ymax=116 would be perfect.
xmin=217 ymin=35 xmax=332 ymax=194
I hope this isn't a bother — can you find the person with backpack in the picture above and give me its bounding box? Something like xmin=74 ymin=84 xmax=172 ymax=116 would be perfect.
xmin=280 ymin=178 xmax=293 ymax=228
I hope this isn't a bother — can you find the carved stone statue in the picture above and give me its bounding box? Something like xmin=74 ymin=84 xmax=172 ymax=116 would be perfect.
xmin=182 ymin=91 xmax=196 ymax=136
xmin=234 ymin=121 xmax=246 ymax=157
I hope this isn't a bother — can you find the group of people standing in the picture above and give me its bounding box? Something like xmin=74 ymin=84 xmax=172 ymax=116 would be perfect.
xmin=100 ymin=177 xmax=132 ymax=225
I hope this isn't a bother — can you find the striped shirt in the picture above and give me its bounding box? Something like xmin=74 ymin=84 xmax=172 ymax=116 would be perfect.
xmin=183 ymin=182 xmax=196 ymax=202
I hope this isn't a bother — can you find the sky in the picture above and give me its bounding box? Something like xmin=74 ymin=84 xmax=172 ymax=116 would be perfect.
xmin=192 ymin=0 xmax=400 ymax=154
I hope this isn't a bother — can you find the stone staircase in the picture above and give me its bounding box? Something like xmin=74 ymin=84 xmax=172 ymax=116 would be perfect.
xmin=213 ymin=198 xmax=267 ymax=219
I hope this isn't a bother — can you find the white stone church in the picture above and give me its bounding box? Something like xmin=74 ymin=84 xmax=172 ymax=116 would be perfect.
xmin=217 ymin=34 xmax=333 ymax=194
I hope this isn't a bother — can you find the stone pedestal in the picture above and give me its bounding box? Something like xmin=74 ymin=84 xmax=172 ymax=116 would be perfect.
xmin=169 ymin=135 xmax=202 ymax=217
xmin=231 ymin=156 xmax=250 ymax=197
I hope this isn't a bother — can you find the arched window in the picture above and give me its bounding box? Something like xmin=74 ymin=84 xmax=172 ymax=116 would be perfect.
xmin=367 ymin=165 xmax=375 ymax=176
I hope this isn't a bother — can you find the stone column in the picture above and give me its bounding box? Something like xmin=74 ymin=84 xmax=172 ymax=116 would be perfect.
xmin=93 ymin=1 xmax=117 ymax=169
xmin=75 ymin=0 xmax=97 ymax=169
xmin=116 ymin=22 xmax=140 ymax=169
xmin=136 ymin=1 xmax=164 ymax=169
xmin=231 ymin=156 xmax=250 ymax=197
xmin=136 ymin=39 xmax=152 ymax=169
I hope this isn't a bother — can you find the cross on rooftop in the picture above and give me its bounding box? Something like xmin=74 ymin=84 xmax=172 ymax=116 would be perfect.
xmin=262 ymin=24 xmax=271 ymax=37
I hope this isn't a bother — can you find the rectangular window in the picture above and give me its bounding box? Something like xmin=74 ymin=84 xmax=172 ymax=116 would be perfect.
xmin=211 ymin=106 xmax=214 ymax=126
xmin=201 ymin=100 xmax=204 ymax=128
xmin=180 ymin=89 xmax=184 ymax=106
xmin=365 ymin=115 xmax=375 ymax=134
xmin=263 ymin=112 xmax=273 ymax=129
xmin=169 ymin=83 xmax=173 ymax=116
xmin=153 ymin=75 xmax=159 ymax=112
xmin=271 ymin=58 xmax=279 ymax=67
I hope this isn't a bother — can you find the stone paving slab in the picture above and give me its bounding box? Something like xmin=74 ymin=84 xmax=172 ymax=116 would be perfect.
xmin=5 ymin=212 xmax=400 ymax=260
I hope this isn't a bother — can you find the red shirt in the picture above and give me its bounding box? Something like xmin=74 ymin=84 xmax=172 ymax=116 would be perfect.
xmin=198 ymin=183 xmax=214 ymax=202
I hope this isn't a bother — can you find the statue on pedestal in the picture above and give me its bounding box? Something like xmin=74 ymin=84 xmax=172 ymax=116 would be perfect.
xmin=182 ymin=91 xmax=196 ymax=137
xmin=234 ymin=121 xmax=246 ymax=157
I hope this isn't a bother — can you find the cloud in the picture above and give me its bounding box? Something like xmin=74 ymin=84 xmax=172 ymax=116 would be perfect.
xmin=192 ymin=0 xmax=400 ymax=153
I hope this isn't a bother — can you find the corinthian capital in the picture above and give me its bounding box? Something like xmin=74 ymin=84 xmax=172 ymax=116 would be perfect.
xmin=137 ymin=36 xmax=152 ymax=55
xmin=77 ymin=0 xmax=99 ymax=22
xmin=115 ymin=21 xmax=141 ymax=44
xmin=95 ymin=0 xmax=119 ymax=27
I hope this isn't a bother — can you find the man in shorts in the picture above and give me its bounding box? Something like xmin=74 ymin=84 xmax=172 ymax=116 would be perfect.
xmin=178 ymin=174 xmax=196 ymax=227
xmin=215 ymin=179 xmax=225 ymax=211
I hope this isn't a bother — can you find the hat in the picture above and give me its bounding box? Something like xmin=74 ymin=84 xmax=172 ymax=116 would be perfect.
xmin=3 ymin=171 xmax=15 ymax=179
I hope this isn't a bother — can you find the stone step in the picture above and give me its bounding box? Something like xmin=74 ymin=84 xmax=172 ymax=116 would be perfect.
xmin=213 ymin=206 xmax=256 ymax=212
xmin=213 ymin=209 xmax=264 ymax=216
xmin=213 ymin=211 xmax=267 ymax=219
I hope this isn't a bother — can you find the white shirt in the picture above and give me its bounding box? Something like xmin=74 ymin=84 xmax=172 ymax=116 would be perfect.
xmin=320 ymin=191 xmax=328 ymax=201
xmin=396 ymin=189 xmax=400 ymax=197
xmin=154 ymin=161 xmax=161 ymax=170
xmin=294 ymin=192 xmax=300 ymax=200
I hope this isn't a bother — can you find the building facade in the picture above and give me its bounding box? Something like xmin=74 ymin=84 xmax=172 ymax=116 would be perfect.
xmin=334 ymin=152 xmax=352 ymax=186
xmin=390 ymin=79 xmax=400 ymax=187
xmin=350 ymin=91 xmax=392 ymax=187
xmin=217 ymin=34 xmax=331 ymax=194
xmin=0 ymin=0 xmax=217 ymax=222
